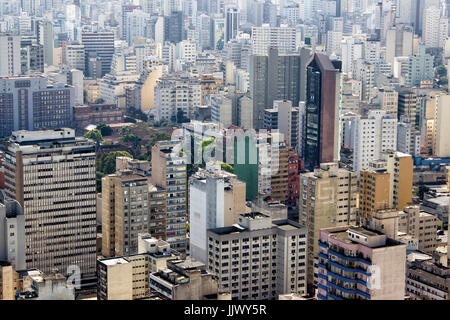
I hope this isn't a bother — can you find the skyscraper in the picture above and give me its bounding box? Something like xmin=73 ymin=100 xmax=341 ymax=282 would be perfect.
xmin=3 ymin=129 xmax=97 ymax=288
xmin=303 ymin=53 xmax=341 ymax=171
xmin=299 ymin=163 xmax=357 ymax=292
xmin=225 ymin=7 xmax=238 ymax=43
xmin=121 ymin=4 xmax=142 ymax=40
xmin=151 ymin=140 xmax=188 ymax=254
xmin=81 ymin=31 xmax=115 ymax=77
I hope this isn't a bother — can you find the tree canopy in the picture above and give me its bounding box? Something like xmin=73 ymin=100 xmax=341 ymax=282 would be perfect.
xmin=84 ymin=129 xmax=103 ymax=143
xmin=96 ymin=123 xmax=113 ymax=136
xmin=97 ymin=151 xmax=133 ymax=175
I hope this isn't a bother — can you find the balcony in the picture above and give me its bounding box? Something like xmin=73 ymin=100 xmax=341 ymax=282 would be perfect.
xmin=326 ymin=281 xmax=371 ymax=299
xmin=327 ymin=261 xmax=372 ymax=277
xmin=328 ymin=248 xmax=372 ymax=265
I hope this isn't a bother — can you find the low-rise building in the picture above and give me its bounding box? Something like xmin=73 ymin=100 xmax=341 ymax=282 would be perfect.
xmin=73 ymin=104 xmax=124 ymax=132
xmin=406 ymin=258 xmax=450 ymax=300
xmin=149 ymin=258 xmax=221 ymax=300
xmin=16 ymin=269 xmax=75 ymax=300
xmin=97 ymin=235 xmax=175 ymax=300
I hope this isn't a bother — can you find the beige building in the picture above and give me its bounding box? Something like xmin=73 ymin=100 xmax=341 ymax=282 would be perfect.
xmin=422 ymin=91 xmax=449 ymax=156
xmin=359 ymin=151 xmax=413 ymax=223
xmin=85 ymin=80 xmax=100 ymax=103
xmin=150 ymin=258 xmax=223 ymax=300
xmin=406 ymin=257 xmax=450 ymax=300
xmin=0 ymin=262 xmax=18 ymax=300
xmin=102 ymin=172 xmax=150 ymax=257
xmin=379 ymin=86 xmax=399 ymax=119
xmin=435 ymin=94 xmax=450 ymax=157
xmin=136 ymin=64 xmax=166 ymax=111
xmin=299 ymin=163 xmax=358 ymax=291
xmin=98 ymin=235 xmax=175 ymax=300
xmin=399 ymin=206 xmax=439 ymax=254
xmin=97 ymin=257 xmax=133 ymax=300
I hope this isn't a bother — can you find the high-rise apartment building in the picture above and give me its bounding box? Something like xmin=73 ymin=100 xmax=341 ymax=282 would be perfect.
xmin=317 ymin=226 xmax=406 ymax=300
xmin=0 ymin=75 xmax=74 ymax=139
xmin=153 ymin=76 xmax=202 ymax=121
xmin=385 ymin=24 xmax=414 ymax=67
xmin=0 ymin=35 xmax=21 ymax=77
xmin=423 ymin=6 xmax=446 ymax=48
xmin=152 ymin=141 xmax=188 ymax=253
xmin=36 ymin=20 xmax=54 ymax=66
xmin=66 ymin=42 xmax=85 ymax=72
xmin=435 ymin=94 xmax=450 ymax=157
xmin=263 ymin=100 xmax=299 ymax=150
xmin=207 ymin=212 xmax=308 ymax=300
xmin=352 ymin=110 xmax=397 ymax=173
xmin=121 ymin=4 xmax=142 ymax=40
xmin=0 ymin=196 xmax=25 ymax=271
xmin=251 ymin=24 xmax=297 ymax=55
xmin=189 ymin=166 xmax=247 ymax=264
xmin=379 ymin=87 xmax=399 ymax=119
xmin=359 ymin=151 xmax=413 ymax=223
xmin=3 ymin=129 xmax=97 ymax=287
xmin=398 ymin=88 xmax=418 ymax=127
xmin=303 ymin=53 xmax=341 ymax=171
xmin=164 ymin=11 xmax=184 ymax=44
xmin=299 ymin=163 xmax=357 ymax=291
xmin=407 ymin=43 xmax=434 ymax=87
xmin=102 ymin=172 xmax=150 ymax=257
xmin=397 ymin=120 xmax=421 ymax=157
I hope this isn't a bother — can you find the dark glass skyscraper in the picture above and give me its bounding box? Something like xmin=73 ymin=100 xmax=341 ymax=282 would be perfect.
xmin=225 ymin=7 xmax=238 ymax=43
xmin=303 ymin=53 xmax=341 ymax=171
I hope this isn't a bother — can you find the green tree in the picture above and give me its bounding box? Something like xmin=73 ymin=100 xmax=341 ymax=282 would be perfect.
xmin=97 ymin=151 xmax=133 ymax=175
xmin=199 ymin=137 xmax=216 ymax=167
xmin=220 ymin=162 xmax=234 ymax=173
xmin=118 ymin=126 xmax=133 ymax=137
xmin=124 ymin=116 xmax=137 ymax=123
xmin=145 ymin=131 xmax=172 ymax=160
xmin=95 ymin=98 xmax=105 ymax=104
xmin=96 ymin=123 xmax=113 ymax=136
xmin=84 ymin=129 xmax=103 ymax=143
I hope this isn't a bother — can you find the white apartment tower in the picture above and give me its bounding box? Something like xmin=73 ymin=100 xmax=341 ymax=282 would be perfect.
xmin=352 ymin=110 xmax=398 ymax=173
xmin=251 ymin=24 xmax=297 ymax=55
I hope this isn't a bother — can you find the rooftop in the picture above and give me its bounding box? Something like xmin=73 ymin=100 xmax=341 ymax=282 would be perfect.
xmin=99 ymin=257 xmax=129 ymax=266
